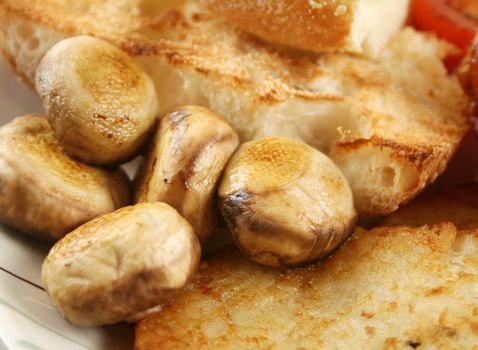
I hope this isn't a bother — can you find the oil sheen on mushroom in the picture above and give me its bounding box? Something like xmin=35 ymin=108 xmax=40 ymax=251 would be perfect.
xmin=218 ymin=137 xmax=357 ymax=268
xmin=41 ymin=203 xmax=201 ymax=326
xmin=0 ymin=115 xmax=130 ymax=241
xmin=35 ymin=36 xmax=158 ymax=165
xmin=135 ymin=106 xmax=239 ymax=243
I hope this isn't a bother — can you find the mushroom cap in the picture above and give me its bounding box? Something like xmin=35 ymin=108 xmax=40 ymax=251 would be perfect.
xmin=219 ymin=137 xmax=357 ymax=268
xmin=0 ymin=115 xmax=130 ymax=241
xmin=41 ymin=202 xmax=201 ymax=326
xmin=135 ymin=105 xmax=239 ymax=242
xmin=35 ymin=35 xmax=158 ymax=165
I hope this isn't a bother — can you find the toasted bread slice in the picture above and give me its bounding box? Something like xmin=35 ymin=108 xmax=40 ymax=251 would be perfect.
xmin=0 ymin=0 xmax=469 ymax=216
xmin=382 ymin=183 xmax=478 ymax=230
xmin=200 ymin=0 xmax=410 ymax=56
xmin=136 ymin=224 xmax=478 ymax=349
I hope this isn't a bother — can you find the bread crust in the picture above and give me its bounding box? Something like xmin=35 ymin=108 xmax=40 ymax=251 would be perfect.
xmin=200 ymin=0 xmax=356 ymax=53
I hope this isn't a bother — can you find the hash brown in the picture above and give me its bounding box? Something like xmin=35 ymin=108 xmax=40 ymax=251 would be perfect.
xmin=136 ymin=223 xmax=478 ymax=349
xmin=382 ymin=183 xmax=478 ymax=230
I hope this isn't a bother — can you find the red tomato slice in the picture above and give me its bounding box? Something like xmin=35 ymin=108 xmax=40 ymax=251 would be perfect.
xmin=412 ymin=0 xmax=478 ymax=70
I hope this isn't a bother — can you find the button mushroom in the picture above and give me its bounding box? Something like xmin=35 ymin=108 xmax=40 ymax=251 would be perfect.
xmin=41 ymin=202 xmax=201 ymax=326
xmin=0 ymin=115 xmax=130 ymax=241
xmin=218 ymin=137 xmax=357 ymax=268
xmin=35 ymin=36 xmax=159 ymax=165
xmin=135 ymin=106 xmax=239 ymax=243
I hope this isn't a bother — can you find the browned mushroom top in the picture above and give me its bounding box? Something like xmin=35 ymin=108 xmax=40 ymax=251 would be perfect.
xmin=219 ymin=137 xmax=357 ymax=268
xmin=41 ymin=202 xmax=201 ymax=326
xmin=135 ymin=105 xmax=239 ymax=243
xmin=35 ymin=36 xmax=158 ymax=165
xmin=0 ymin=115 xmax=130 ymax=241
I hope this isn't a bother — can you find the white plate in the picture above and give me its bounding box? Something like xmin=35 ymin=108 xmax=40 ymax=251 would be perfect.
xmin=1 ymin=55 xmax=478 ymax=350
xmin=0 ymin=59 xmax=135 ymax=350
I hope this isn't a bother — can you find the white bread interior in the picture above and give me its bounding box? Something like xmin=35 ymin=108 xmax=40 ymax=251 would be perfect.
xmin=353 ymin=0 xmax=410 ymax=55
xmin=0 ymin=0 xmax=469 ymax=216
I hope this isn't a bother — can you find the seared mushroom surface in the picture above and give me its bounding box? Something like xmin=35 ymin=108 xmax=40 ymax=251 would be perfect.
xmin=35 ymin=36 xmax=158 ymax=165
xmin=0 ymin=115 xmax=130 ymax=241
xmin=135 ymin=106 xmax=239 ymax=242
xmin=218 ymin=137 xmax=357 ymax=268
xmin=42 ymin=202 xmax=201 ymax=326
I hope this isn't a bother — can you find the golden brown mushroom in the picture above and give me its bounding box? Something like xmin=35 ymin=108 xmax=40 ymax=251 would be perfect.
xmin=135 ymin=106 xmax=239 ymax=243
xmin=0 ymin=115 xmax=130 ymax=241
xmin=218 ymin=137 xmax=357 ymax=268
xmin=41 ymin=203 xmax=201 ymax=326
xmin=35 ymin=36 xmax=158 ymax=165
